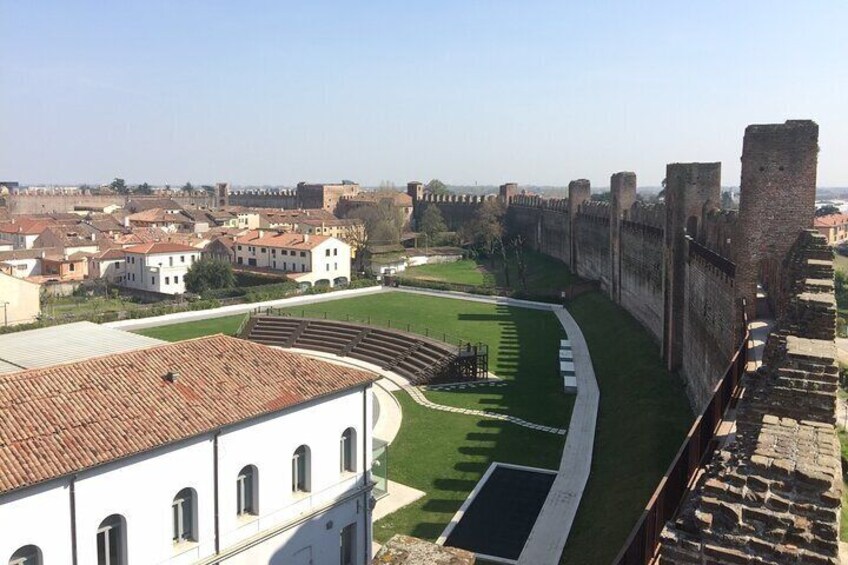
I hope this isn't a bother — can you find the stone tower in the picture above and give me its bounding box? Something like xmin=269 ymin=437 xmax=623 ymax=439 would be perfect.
xmin=734 ymin=120 xmax=819 ymax=320
xmin=499 ymin=182 xmax=518 ymax=203
xmin=609 ymin=172 xmax=637 ymax=303
xmin=216 ymin=182 xmax=230 ymax=208
xmin=663 ymin=162 xmax=721 ymax=370
xmin=567 ymin=179 xmax=591 ymax=272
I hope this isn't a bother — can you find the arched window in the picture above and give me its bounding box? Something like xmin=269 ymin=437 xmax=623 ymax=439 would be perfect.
xmin=97 ymin=514 xmax=127 ymax=565
xmin=8 ymin=546 xmax=41 ymax=565
xmin=236 ymin=465 xmax=258 ymax=516
xmin=172 ymin=488 xmax=197 ymax=543
xmin=292 ymin=445 xmax=311 ymax=493
xmin=340 ymin=428 xmax=357 ymax=473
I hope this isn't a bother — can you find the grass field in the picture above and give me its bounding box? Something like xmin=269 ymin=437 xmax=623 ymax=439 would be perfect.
xmin=403 ymin=249 xmax=575 ymax=294
xmin=133 ymin=285 xmax=692 ymax=563
xmin=136 ymin=314 xmax=245 ymax=341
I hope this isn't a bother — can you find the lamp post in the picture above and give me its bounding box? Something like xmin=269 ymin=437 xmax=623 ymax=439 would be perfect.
xmin=1 ymin=301 xmax=8 ymax=326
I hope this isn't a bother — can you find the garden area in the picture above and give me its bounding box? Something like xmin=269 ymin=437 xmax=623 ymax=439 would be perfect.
xmin=136 ymin=281 xmax=692 ymax=564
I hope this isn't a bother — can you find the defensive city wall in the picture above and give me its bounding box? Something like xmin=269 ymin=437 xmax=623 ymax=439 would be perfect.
xmin=410 ymin=120 xmax=839 ymax=562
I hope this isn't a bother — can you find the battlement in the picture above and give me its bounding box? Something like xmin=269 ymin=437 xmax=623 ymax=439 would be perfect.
xmin=624 ymin=201 xmax=665 ymax=231
xmin=508 ymin=194 xmax=569 ymax=212
xmin=577 ymin=200 xmax=611 ymax=219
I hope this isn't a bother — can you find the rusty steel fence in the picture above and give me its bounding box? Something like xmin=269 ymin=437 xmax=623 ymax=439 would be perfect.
xmin=613 ymin=307 xmax=751 ymax=565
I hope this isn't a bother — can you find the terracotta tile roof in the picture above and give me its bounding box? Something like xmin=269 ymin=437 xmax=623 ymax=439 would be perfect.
xmin=0 ymin=219 xmax=52 ymax=235
xmin=124 ymin=242 xmax=200 ymax=254
xmin=0 ymin=335 xmax=375 ymax=495
xmin=126 ymin=208 xmax=192 ymax=224
xmin=235 ymin=230 xmax=330 ymax=250
xmin=114 ymin=227 xmax=169 ymax=245
xmin=813 ymin=213 xmax=848 ymax=228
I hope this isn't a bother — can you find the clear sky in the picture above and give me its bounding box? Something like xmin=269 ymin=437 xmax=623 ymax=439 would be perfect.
xmin=2 ymin=1 xmax=846 ymax=188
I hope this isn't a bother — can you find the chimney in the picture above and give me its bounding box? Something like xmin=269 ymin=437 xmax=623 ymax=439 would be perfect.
xmin=164 ymin=370 xmax=179 ymax=383
xmin=303 ymin=233 xmax=309 ymax=243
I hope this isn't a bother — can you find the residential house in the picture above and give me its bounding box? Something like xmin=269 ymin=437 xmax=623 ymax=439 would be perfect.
xmin=814 ymin=213 xmax=848 ymax=246
xmin=126 ymin=198 xmax=183 ymax=214
xmin=295 ymin=218 xmax=366 ymax=256
xmin=0 ymin=239 xmax=12 ymax=252
xmin=233 ymin=231 xmax=351 ymax=288
xmin=32 ymin=224 xmax=103 ymax=255
xmin=88 ymin=248 xmax=126 ymax=283
xmin=0 ymin=219 xmax=53 ymax=249
xmin=125 ymin=208 xmax=195 ymax=233
xmin=0 ymin=334 xmax=375 ymax=565
xmin=123 ymin=242 xmax=202 ymax=295
xmin=0 ymin=271 xmax=40 ymax=326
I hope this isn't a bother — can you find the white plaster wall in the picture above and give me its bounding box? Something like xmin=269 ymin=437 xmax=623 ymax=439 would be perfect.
xmin=0 ymin=481 xmax=72 ymax=563
xmin=0 ymin=385 xmax=373 ymax=564
xmin=74 ymin=437 xmax=216 ymax=565
xmin=3 ymin=257 xmax=40 ymax=278
xmin=217 ymin=387 xmax=372 ymax=551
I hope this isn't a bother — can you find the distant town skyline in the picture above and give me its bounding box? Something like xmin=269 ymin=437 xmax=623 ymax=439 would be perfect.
xmin=2 ymin=1 xmax=846 ymax=188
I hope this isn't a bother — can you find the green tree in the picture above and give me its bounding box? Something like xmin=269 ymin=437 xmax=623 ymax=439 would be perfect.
xmin=183 ymin=182 xmax=194 ymax=192
xmin=816 ymin=204 xmax=841 ymax=217
xmin=460 ymin=198 xmax=505 ymax=256
xmin=419 ymin=203 xmax=447 ymax=245
xmin=345 ymin=200 xmax=404 ymax=246
xmin=184 ymin=258 xmax=236 ymax=294
xmin=835 ymin=270 xmax=848 ymax=310
xmin=136 ymin=182 xmax=153 ymax=195
xmin=426 ymin=179 xmax=451 ymax=196
xmin=110 ymin=177 xmax=128 ymax=194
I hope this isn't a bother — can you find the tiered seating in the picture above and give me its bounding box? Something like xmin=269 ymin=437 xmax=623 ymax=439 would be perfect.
xmin=243 ymin=315 xmax=465 ymax=385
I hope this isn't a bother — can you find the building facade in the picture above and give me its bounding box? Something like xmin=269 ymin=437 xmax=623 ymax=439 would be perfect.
xmin=0 ymin=335 xmax=375 ymax=565
xmin=0 ymin=271 xmax=40 ymax=326
xmin=814 ymin=213 xmax=848 ymax=245
xmin=233 ymin=231 xmax=351 ymax=287
xmin=122 ymin=242 xmax=201 ymax=295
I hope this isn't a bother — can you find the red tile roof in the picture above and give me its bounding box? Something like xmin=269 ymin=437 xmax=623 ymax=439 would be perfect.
xmin=0 ymin=335 xmax=375 ymax=494
xmin=813 ymin=213 xmax=848 ymax=228
xmin=235 ymin=230 xmax=330 ymax=250
xmin=0 ymin=219 xmax=52 ymax=235
xmin=124 ymin=242 xmax=200 ymax=255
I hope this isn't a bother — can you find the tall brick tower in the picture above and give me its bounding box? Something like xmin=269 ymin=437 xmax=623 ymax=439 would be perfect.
xmin=735 ymin=120 xmax=819 ymax=320
xmin=216 ymin=182 xmax=230 ymax=208
xmin=609 ymin=172 xmax=637 ymax=303
xmin=499 ymin=182 xmax=518 ymax=203
xmin=663 ymin=162 xmax=721 ymax=370
xmin=567 ymin=179 xmax=591 ymax=271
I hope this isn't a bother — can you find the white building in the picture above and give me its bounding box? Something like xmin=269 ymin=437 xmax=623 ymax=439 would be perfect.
xmin=122 ymin=242 xmax=201 ymax=295
xmin=233 ymin=231 xmax=351 ymax=288
xmin=0 ymin=334 xmax=376 ymax=565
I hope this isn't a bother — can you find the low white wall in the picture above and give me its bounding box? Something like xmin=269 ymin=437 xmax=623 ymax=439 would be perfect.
xmin=103 ymin=285 xmax=387 ymax=331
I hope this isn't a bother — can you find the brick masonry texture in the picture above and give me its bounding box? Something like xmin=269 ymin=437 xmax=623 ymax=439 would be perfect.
xmin=659 ymin=230 xmax=841 ymax=564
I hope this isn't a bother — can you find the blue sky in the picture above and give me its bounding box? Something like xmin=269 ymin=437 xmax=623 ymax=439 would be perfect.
xmin=1 ymin=1 xmax=846 ymax=187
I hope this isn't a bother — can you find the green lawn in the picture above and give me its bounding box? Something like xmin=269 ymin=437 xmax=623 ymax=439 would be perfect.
xmin=560 ymin=292 xmax=692 ymax=565
xmin=403 ymin=260 xmax=495 ymax=286
xmin=280 ymin=293 xmax=572 ymax=428
xmin=402 ymin=249 xmax=575 ymax=295
xmin=135 ymin=314 xmax=245 ymax=341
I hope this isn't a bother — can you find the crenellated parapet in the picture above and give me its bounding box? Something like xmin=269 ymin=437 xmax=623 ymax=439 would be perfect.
xmin=660 ymin=229 xmax=840 ymax=565
xmin=577 ymin=200 xmax=611 ymax=221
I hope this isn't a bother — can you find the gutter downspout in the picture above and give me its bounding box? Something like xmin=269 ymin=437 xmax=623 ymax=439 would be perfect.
xmin=213 ymin=431 xmax=221 ymax=555
xmin=363 ymin=385 xmax=370 ymax=562
xmin=69 ymin=475 xmax=79 ymax=565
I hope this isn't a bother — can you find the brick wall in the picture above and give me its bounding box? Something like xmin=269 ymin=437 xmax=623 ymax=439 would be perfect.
xmin=619 ymin=222 xmax=665 ymax=342
xmin=660 ymin=230 xmax=841 ymax=564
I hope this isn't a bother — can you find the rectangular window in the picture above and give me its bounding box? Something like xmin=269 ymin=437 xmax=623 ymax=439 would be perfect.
xmin=174 ymin=276 xmax=179 ymax=284
xmin=69 ymin=263 xmax=75 ymax=272
xmin=300 ymin=251 xmax=306 ymax=257
xmin=326 ymin=263 xmax=330 ymax=272
xmin=181 ymin=255 xmax=185 ymax=262
xmin=326 ymin=249 xmax=330 ymax=257
xmin=340 ymin=523 xmax=356 ymax=565
xmin=301 ymin=264 xmax=306 ymax=272
xmin=282 ymin=249 xmax=288 ymax=255
xmin=237 ymin=257 xmax=243 ymax=265
xmin=237 ymin=246 xmax=242 ymax=251
xmin=334 ymin=248 xmax=338 ymax=256
xmin=261 ymin=247 xmax=266 ymax=253
xmin=169 ymin=257 xmax=174 ymax=267
xmin=334 ymin=263 xmax=338 ymax=270
xmin=165 ymin=276 xmax=170 ymax=285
